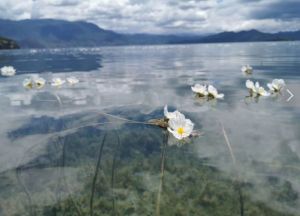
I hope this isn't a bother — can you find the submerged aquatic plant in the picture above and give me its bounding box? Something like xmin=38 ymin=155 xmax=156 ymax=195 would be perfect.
xmin=241 ymin=65 xmax=253 ymax=74
xmin=246 ymin=80 xmax=270 ymax=97
xmin=267 ymin=79 xmax=285 ymax=93
xmin=167 ymin=111 xmax=194 ymax=140
xmin=66 ymin=76 xmax=79 ymax=85
xmin=51 ymin=78 xmax=65 ymax=87
xmin=1 ymin=66 xmax=16 ymax=76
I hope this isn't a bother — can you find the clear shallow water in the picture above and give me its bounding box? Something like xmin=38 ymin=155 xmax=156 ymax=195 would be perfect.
xmin=0 ymin=42 xmax=300 ymax=215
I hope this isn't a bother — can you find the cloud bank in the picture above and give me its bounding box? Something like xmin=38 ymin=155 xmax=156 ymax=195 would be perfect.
xmin=1 ymin=0 xmax=300 ymax=34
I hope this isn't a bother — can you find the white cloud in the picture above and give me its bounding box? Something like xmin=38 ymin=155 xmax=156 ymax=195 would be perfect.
xmin=0 ymin=0 xmax=300 ymax=34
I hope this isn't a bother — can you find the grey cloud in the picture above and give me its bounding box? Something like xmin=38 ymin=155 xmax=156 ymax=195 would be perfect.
xmin=249 ymin=1 xmax=300 ymax=20
xmin=50 ymin=0 xmax=81 ymax=6
xmin=0 ymin=0 xmax=300 ymax=34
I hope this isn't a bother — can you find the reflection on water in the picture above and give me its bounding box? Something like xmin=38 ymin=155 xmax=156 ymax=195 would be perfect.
xmin=0 ymin=42 xmax=300 ymax=215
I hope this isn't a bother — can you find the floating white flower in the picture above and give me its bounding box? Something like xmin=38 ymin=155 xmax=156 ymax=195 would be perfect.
xmin=23 ymin=78 xmax=34 ymax=89
xmin=267 ymin=79 xmax=285 ymax=93
xmin=207 ymin=85 xmax=224 ymax=99
xmin=34 ymin=77 xmax=46 ymax=89
xmin=1 ymin=66 xmax=16 ymax=77
xmin=164 ymin=105 xmax=181 ymax=120
xmin=51 ymin=78 xmax=65 ymax=87
xmin=191 ymin=84 xmax=208 ymax=97
xmin=167 ymin=112 xmax=194 ymax=140
xmin=241 ymin=65 xmax=253 ymax=74
xmin=67 ymin=76 xmax=79 ymax=85
xmin=246 ymin=80 xmax=270 ymax=97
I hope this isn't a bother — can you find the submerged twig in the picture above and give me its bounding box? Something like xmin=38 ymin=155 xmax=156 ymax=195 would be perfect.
xmin=90 ymin=133 xmax=107 ymax=216
xmin=156 ymin=132 xmax=168 ymax=216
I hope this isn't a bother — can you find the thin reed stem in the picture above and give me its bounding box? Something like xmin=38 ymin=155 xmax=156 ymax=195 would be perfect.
xmin=155 ymin=132 xmax=168 ymax=216
xmin=111 ymin=130 xmax=121 ymax=216
xmin=90 ymin=133 xmax=107 ymax=216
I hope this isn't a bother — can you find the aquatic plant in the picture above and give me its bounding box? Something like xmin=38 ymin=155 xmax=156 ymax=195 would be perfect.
xmin=207 ymin=85 xmax=224 ymax=99
xmin=0 ymin=66 xmax=16 ymax=76
xmin=51 ymin=78 xmax=66 ymax=87
xmin=35 ymin=77 xmax=46 ymax=89
xmin=191 ymin=84 xmax=208 ymax=97
xmin=192 ymin=84 xmax=224 ymax=100
xmin=23 ymin=77 xmax=46 ymax=89
xmin=167 ymin=111 xmax=194 ymax=140
xmin=241 ymin=65 xmax=253 ymax=74
xmin=67 ymin=76 xmax=79 ymax=85
xmin=267 ymin=79 xmax=285 ymax=93
xmin=163 ymin=105 xmax=181 ymax=120
xmin=246 ymin=80 xmax=270 ymax=97
xmin=23 ymin=78 xmax=34 ymax=89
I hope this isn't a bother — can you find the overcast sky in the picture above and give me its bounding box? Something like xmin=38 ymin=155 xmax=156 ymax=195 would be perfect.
xmin=0 ymin=0 xmax=300 ymax=34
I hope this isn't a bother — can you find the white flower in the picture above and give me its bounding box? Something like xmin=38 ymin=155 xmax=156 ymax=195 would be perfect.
xmin=241 ymin=65 xmax=253 ymax=74
xmin=267 ymin=79 xmax=285 ymax=92
xmin=23 ymin=78 xmax=34 ymax=89
xmin=246 ymin=80 xmax=270 ymax=97
xmin=167 ymin=112 xmax=194 ymax=140
xmin=164 ymin=105 xmax=181 ymax=120
xmin=34 ymin=77 xmax=46 ymax=89
xmin=207 ymin=85 xmax=224 ymax=99
xmin=51 ymin=78 xmax=65 ymax=87
xmin=1 ymin=66 xmax=16 ymax=77
xmin=191 ymin=84 xmax=208 ymax=96
xmin=67 ymin=76 xmax=79 ymax=85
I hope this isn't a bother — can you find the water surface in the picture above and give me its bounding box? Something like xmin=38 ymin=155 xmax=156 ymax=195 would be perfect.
xmin=0 ymin=42 xmax=300 ymax=215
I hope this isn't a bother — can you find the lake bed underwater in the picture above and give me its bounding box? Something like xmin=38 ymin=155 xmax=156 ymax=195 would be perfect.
xmin=0 ymin=42 xmax=300 ymax=216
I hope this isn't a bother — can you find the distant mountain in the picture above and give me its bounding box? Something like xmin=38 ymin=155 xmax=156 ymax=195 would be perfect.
xmin=0 ymin=36 xmax=19 ymax=49
xmin=199 ymin=29 xmax=300 ymax=43
xmin=0 ymin=19 xmax=202 ymax=48
xmin=0 ymin=19 xmax=300 ymax=48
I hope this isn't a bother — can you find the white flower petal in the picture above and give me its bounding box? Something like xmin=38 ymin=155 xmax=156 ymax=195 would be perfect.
xmin=246 ymin=80 xmax=254 ymax=89
xmin=1 ymin=66 xmax=16 ymax=77
xmin=267 ymin=83 xmax=273 ymax=91
xmin=23 ymin=78 xmax=33 ymax=89
xmin=67 ymin=76 xmax=79 ymax=84
xmin=217 ymin=93 xmax=224 ymax=99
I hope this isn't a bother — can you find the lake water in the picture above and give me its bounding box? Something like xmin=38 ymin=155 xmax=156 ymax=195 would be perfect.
xmin=0 ymin=42 xmax=299 ymax=216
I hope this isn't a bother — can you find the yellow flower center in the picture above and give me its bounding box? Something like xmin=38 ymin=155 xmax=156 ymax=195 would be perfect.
xmin=177 ymin=127 xmax=184 ymax=135
xmin=27 ymin=83 xmax=33 ymax=89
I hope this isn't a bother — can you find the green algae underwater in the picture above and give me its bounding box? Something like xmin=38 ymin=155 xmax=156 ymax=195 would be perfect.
xmin=0 ymin=113 xmax=299 ymax=216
